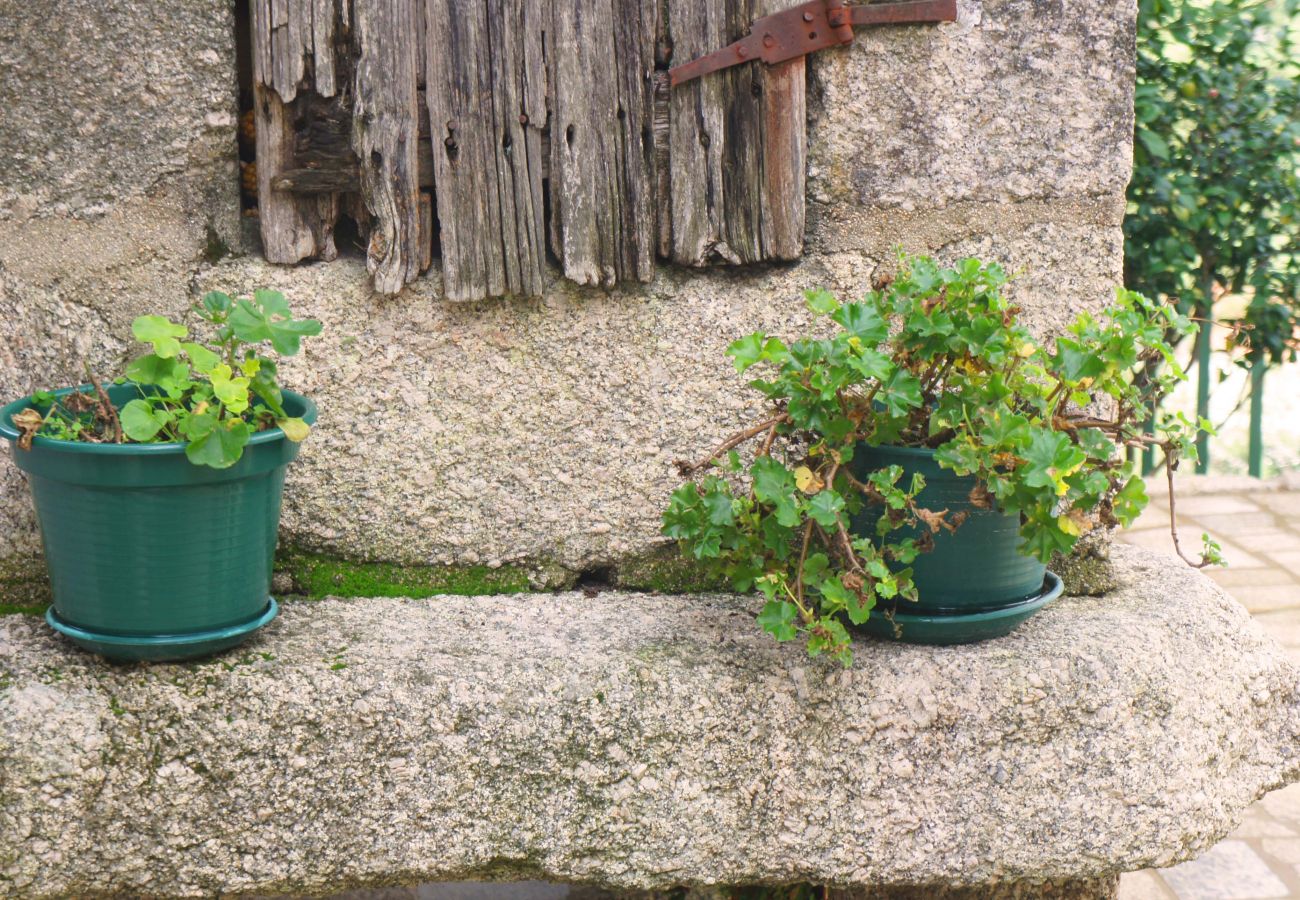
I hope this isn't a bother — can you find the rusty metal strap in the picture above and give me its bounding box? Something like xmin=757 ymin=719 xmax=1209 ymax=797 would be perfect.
xmin=667 ymin=0 xmax=958 ymax=87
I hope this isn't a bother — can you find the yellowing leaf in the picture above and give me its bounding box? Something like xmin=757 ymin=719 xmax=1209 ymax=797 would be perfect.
xmin=1056 ymin=513 xmax=1082 ymax=537
xmin=276 ymin=416 xmax=310 ymax=442
xmin=209 ymin=364 xmax=251 ymax=415
xmin=794 ymin=466 xmax=824 ymax=494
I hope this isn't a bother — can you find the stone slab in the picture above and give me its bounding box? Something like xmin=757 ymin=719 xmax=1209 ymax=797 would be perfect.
xmin=1 ymin=546 xmax=1297 ymax=898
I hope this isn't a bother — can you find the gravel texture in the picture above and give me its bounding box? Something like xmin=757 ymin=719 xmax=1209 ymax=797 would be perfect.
xmin=1 ymin=546 xmax=1297 ymax=897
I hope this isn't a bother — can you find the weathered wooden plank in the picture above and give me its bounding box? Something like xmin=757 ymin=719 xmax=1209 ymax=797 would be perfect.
xmin=251 ymin=0 xmax=340 ymax=265
xmin=547 ymin=0 xmax=658 ymax=287
xmin=424 ymin=0 xmax=547 ymax=301
xmin=311 ymin=0 xmax=340 ymax=97
xmin=664 ymin=0 xmax=805 ymax=266
xmin=352 ymin=0 xmax=424 ymax=294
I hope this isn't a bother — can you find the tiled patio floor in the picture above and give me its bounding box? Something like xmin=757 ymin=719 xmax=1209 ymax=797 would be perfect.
xmin=1118 ymin=477 xmax=1300 ymax=900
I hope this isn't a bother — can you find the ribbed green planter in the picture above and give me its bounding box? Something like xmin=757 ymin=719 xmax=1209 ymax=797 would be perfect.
xmin=0 ymin=383 xmax=316 ymax=662
xmin=850 ymin=443 xmax=1061 ymax=644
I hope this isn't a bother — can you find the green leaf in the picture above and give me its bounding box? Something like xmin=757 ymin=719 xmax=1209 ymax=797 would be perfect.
xmin=805 ymin=288 xmax=840 ymax=315
xmin=807 ymin=491 xmax=846 ymax=528
xmin=757 ymin=600 xmax=798 ymax=641
xmin=131 ymin=315 xmax=188 ymax=358
xmin=267 ymin=317 xmax=323 ymax=356
xmin=1112 ymin=474 xmax=1149 ymax=525
xmin=119 ymin=399 xmax=166 ymax=441
xmin=1137 ymin=129 xmax=1170 ymax=161
xmin=182 ymin=342 xmax=221 ymax=374
xmin=1021 ymin=429 xmax=1088 ymax=497
xmin=253 ymin=289 xmax=291 ymax=317
xmin=752 ymin=456 xmax=800 ymax=527
xmin=228 ymin=299 xmax=274 ymax=344
xmin=832 ymin=302 xmax=889 ymax=344
xmin=703 ymin=487 xmax=735 ymax=526
xmin=185 ymin=418 xmax=251 ymax=469
xmin=878 ymin=369 xmax=923 ymax=416
xmin=201 ymin=291 xmax=233 ymax=316
xmin=126 ymin=353 xmax=174 ymax=385
xmin=178 ymin=410 xmax=217 ymax=442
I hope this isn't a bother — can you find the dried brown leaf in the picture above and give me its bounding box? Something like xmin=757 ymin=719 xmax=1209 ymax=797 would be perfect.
xmin=968 ymin=483 xmax=994 ymax=510
xmin=11 ymin=408 xmax=43 ymax=451
xmin=914 ymin=506 xmax=953 ymax=534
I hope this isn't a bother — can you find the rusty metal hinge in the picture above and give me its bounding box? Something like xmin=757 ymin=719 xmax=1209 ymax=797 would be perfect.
xmin=667 ymin=0 xmax=958 ymax=87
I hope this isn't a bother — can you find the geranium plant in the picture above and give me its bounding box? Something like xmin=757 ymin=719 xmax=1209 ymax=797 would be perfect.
xmin=663 ymin=256 xmax=1218 ymax=665
xmin=12 ymin=289 xmax=320 ymax=469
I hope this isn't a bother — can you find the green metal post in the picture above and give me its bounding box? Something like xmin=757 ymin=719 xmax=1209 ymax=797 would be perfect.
xmin=1195 ymin=273 xmax=1214 ymax=474
xmin=1141 ymin=396 xmax=1157 ymax=476
xmin=1249 ymin=358 xmax=1266 ymax=478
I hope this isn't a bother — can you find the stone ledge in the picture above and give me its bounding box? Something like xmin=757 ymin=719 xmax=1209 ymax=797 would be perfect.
xmin=1 ymin=546 xmax=1297 ymax=898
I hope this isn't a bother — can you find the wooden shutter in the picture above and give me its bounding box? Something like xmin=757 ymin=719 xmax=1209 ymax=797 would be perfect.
xmin=251 ymin=0 xmax=807 ymax=298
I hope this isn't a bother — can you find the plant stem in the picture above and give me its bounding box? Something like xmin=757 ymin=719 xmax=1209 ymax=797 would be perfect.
xmin=83 ymin=362 xmax=123 ymax=444
xmin=677 ymin=413 xmax=789 ymax=474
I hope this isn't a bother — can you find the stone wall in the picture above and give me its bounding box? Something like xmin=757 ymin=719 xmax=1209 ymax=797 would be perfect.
xmin=0 ymin=0 xmax=1136 ymax=582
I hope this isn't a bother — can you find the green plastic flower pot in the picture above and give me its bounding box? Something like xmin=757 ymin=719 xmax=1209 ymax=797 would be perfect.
xmin=850 ymin=443 xmax=1060 ymax=644
xmin=0 ymin=383 xmax=316 ymax=662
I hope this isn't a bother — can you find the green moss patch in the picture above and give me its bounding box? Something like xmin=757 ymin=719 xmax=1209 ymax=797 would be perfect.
xmin=277 ymin=550 xmax=550 ymax=599
xmin=0 ymin=558 xmax=52 ymax=616
xmin=610 ymin=545 xmax=730 ymax=593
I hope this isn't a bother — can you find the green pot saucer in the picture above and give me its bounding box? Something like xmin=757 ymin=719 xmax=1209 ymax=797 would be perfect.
xmin=857 ymin=572 xmax=1064 ymax=646
xmin=46 ymin=599 xmax=279 ymax=663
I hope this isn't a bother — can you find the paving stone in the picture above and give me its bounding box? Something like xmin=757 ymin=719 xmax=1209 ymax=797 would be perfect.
xmin=1174 ymin=495 xmax=1267 ymax=517
xmin=1207 ymin=568 xmax=1299 ymax=590
xmin=1194 ymin=512 xmax=1287 ymax=537
xmin=1226 ymin=585 xmax=1300 ymax=614
xmin=1260 ymin=784 xmax=1300 ymax=822
xmin=1246 ymin=531 xmax=1300 ymax=554
xmin=1117 ymin=870 xmax=1176 ymax=899
xmin=1259 ymin=838 xmax=1300 ymax=866
xmin=1156 ymin=840 xmax=1290 ymax=900
xmin=1249 ymin=610 xmax=1300 ymax=651
xmin=1118 ymin=529 xmax=1180 ymax=555
xmin=1265 ymin=551 xmax=1300 ymax=574
xmin=1253 ymin=493 xmax=1300 ymax=516
xmin=1228 ymin=813 xmax=1299 ymax=840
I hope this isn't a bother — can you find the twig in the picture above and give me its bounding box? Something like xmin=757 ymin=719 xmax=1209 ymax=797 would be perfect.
xmin=676 ymin=414 xmax=788 ymax=474
xmin=794 ymin=520 xmax=814 ymax=606
xmin=83 ymin=361 xmax=122 ymax=444
xmin=1165 ymin=453 xmax=1213 ymax=569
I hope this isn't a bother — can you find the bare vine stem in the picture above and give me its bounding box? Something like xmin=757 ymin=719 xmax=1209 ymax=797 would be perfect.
xmin=83 ymin=361 xmax=123 ymax=444
xmin=676 ymin=413 xmax=789 ymax=474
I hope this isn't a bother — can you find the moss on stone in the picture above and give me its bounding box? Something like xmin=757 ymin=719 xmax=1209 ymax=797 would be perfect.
xmin=277 ymin=550 xmax=557 ymax=599
xmin=610 ymin=545 xmax=731 ymax=593
xmin=1051 ymin=532 xmax=1120 ymax=597
xmin=0 ymin=556 xmax=51 ymax=616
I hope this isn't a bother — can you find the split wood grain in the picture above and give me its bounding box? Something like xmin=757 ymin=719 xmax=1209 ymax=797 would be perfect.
xmin=664 ymin=0 xmax=805 ymax=266
xmin=547 ymin=0 xmax=659 ymax=287
xmin=250 ymin=0 xmax=343 ymax=265
xmin=353 ymin=0 xmax=425 ymax=294
xmin=424 ymin=0 xmax=547 ymax=301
